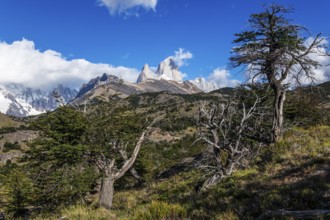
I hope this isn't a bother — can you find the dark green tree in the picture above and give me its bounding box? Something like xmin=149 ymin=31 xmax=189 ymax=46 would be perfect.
xmin=230 ymin=4 xmax=328 ymax=142
xmin=0 ymin=166 xmax=35 ymax=218
xmin=27 ymin=104 xmax=160 ymax=210
xmin=27 ymin=106 xmax=96 ymax=210
xmin=86 ymin=104 xmax=161 ymax=209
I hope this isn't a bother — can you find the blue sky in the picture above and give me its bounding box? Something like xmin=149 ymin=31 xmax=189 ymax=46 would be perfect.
xmin=0 ymin=0 xmax=329 ymax=89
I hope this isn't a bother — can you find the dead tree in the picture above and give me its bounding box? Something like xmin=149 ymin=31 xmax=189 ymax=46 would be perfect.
xmin=94 ymin=117 xmax=160 ymax=210
xmin=230 ymin=4 xmax=329 ymax=142
xmin=197 ymin=91 xmax=267 ymax=189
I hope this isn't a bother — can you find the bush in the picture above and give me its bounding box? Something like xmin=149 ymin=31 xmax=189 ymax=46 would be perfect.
xmin=0 ymin=127 xmax=17 ymax=135
xmin=133 ymin=200 xmax=187 ymax=220
xmin=60 ymin=205 xmax=116 ymax=220
xmin=3 ymin=141 xmax=21 ymax=152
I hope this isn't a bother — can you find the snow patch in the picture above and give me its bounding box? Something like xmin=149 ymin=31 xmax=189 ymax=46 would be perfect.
xmin=0 ymin=89 xmax=11 ymax=113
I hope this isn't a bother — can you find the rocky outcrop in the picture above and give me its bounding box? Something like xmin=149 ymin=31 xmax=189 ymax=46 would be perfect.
xmin=0 ymin=151 xmax=23 ymax=164
xmin=137 ymin=64 xmax=156 ymax=83
xmin=156 ymin=58 xmax=182 ymax=82
xmin=75 ymin=73 xmax=121 ymax=98
xmin=136 ymin=58 xmax=183 ymax=83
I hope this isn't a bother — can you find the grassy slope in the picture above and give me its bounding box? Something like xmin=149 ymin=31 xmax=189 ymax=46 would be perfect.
xmin=40 ymin=126 xmax=329 ymax=220
xmin=0 ymin=113 xmax=22 ymax=128
xmin=4 ymin=90 xmax=330 ymax=219
xmin=111 ymin=126 xmax=330 ymax=219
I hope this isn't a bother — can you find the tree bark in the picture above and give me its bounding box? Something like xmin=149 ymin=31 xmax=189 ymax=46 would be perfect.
xmin=97 ymin=116 xmax=162 ymax=210
xmin=99 ymin=175 xmax=115 ymax=210
xmin=271 ymin=86 xmax=286 ymax=143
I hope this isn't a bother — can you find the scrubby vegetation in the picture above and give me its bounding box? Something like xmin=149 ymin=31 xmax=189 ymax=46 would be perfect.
xmin=3 ymin=141 xmax=21 ymax=152
xmin=0 ymin=85 xmax=329 ymax=219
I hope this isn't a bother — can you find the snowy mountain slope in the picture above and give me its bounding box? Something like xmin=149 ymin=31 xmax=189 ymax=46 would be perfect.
xmin=189 ymin=77 xmax=220 ymax=93
xmin=0 ymin=84 xmax=77 ymax=117
xmin=136 ymin=58 xmax=226 ymax=92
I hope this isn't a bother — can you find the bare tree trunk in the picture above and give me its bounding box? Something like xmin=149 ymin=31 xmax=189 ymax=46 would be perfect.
xmin=96 ymin=116 xmax=162 ymax=210
xmin=271 ymin=87 xmax=286 ymax=143
xmin=99 ymin=175 xmax=115 ymax=210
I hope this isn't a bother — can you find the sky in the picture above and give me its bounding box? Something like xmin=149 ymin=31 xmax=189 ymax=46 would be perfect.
xmin=0 ymin=0 xmax=329 ymax=90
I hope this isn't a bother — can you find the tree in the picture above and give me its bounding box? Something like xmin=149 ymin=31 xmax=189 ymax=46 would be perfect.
xmin=230 ymin=4 xmax=329 ymax=142
xmin=197 ymin=87 xmax=269 ymax=188
xmin=94 ymin=123 xmax=156 ymax=209
xmin=28 ymin=104 xmax=161 ymax=210
xmin=27 ymin=106 xmax=96 ymax=210
xmin=0 ymin=166 xmax=35 ymax=218
xmin=86 ymin=105 xmax=162 ymax=209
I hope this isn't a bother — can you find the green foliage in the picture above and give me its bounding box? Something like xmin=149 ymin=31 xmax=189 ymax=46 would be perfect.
xmin=158 ymin=116 xmax=195 ymax=132
xmin=86 ymin=102 xmax=148 ymax=164
xmin=0 ymin=126 xmax=17 ymax=135
xmin=25 ymin=106 xmax=96 ymax=211
xmin=123 ymin=126 xmax=329 ymax=219
xmin=135 ymin=135 xmax=205 ymax=182
xmin=0 ymin=166 xmax=35 ymax=215
xmin=3 ymin=141 xmax=21 ymax=152
xmin=33 ymin=106 xmax=87 ymax=146
xmin=132 ymin=201 xmax=187 ymax=220
xmin=1 ymin=83 xmax=329 ymax=219
xmin=284 ymin=88 xmax=330 ymax=126
xmin=60 ymin=205 xmax=116 ymax=220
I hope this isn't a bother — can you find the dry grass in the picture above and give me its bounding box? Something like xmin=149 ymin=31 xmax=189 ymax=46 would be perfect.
xmin=0 ymin=113 xmax=21 ymax=128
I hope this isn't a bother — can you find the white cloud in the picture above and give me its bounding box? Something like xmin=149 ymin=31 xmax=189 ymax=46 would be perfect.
xmin=305 ymin=37 xmax=330 ymax=84
xmin=171 ymin=48 xmax=193 ymax=68
xmin=98 ymin=0 xmax=157 ymax=15
xmin=0 ymin=39 xmax=139 ymax=90
xmin=244 ymin=37 xmax=330 ymax=86
xmin=207 ymin=68 xmax=240 ymax=88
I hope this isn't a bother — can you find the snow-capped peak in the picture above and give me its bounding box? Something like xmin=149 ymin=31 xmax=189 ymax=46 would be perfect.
xmin=136 ymin=58 xmax=184 ymax=83
xmin=0 ymin=83 xmax=77 ymax=117
xmin=156 ymin=58 xmax=183 ymax=82
xmin=189 ymin=77 xmax=220 ymax=92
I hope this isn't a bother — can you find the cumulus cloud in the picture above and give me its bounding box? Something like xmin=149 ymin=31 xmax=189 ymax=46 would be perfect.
xmin=207 ymin=68 xmax=240 ymax=88
xmin=98 ymin=0 xmax=157 ymax=15
xmin=0 ymin=39 xmax=139 ymax=90
xmin=305 ymin=37 xmax=330 ymax=83
xmin=245 ymin=37 xmax=330 ymax=85
xmin=171 ymin=48 xmax=193 ymax=68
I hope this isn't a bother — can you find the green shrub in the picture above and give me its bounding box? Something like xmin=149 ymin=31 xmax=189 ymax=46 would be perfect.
xmin=3 ymin=141 xmax=21 ymax=152
xmin=60 ymin=205 xmax=116 ymax=220
xmin=133 ymin=200 xmax=187 ymax=220
xmin=0 ymin=127 xmax=17 ymax=135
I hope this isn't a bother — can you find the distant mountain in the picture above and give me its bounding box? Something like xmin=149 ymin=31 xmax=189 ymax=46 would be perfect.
xmin=136 ymin=58 xmax=183 ymax=83
xmin=136 ymin=58 xmax=228 ymax=93
xmin=75 ymin=73 xmax=121 ymax=99
xmin=189 ymin=77 xmax=221 ymax=93
xmin=73 ymin=73 xmax=201 ymax=105
xmin=0 ymin=83 xmax=78 ymax=117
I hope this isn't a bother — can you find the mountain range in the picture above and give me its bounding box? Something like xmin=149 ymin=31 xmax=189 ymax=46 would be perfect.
xmin=2 ymin=53 xmax=330 ymax=117
xmin=0 ymin=56 xmax=220 ymax=117
xmin=0 ymin=84 xmax=77 ymax=117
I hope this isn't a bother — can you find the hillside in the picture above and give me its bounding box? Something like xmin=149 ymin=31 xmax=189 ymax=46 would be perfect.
xmin=0 ymin=89 xmax=329 ymax=219
xmin=0 ymin=113 xmax=22 ymax=128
